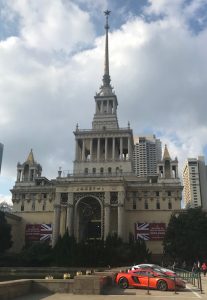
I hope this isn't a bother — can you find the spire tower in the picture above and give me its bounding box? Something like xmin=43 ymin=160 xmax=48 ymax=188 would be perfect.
xmin=103 ymin=10 xmax=111 ymax=87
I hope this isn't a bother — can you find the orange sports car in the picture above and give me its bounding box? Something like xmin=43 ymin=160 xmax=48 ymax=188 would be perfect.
xmin=115 ymin=268 xmax=185 ymax=291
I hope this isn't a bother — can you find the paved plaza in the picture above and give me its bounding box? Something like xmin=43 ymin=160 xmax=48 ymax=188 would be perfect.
xmin=13 ymin=276 xmax=207 ymax=300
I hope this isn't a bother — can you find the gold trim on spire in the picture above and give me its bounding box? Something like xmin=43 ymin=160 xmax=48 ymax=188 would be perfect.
xmin=26 ymin=149 xmax=35 ymax=164
xmin=163 ymin=144 xmax=171 ymax=160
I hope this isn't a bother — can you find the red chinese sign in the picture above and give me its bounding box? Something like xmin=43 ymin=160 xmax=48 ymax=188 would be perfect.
xmin=135 ymin=223 xmax=166 ymax=241
xmin=25 ymin=224 xmax=52 ymax=242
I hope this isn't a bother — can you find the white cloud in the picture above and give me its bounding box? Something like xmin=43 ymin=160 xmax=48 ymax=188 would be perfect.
xmin=0 ymin=0 xmax=207 ymax=200
xmin=3 ymin=0 xmax=95 ymax=52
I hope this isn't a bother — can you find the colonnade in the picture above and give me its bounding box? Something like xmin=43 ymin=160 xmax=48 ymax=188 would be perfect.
xmin=75 ymin=137 xmax=132 ymax=161
xmin=17 ymin=168 xmax=38 ymax=182
xmin=96 ymin=100 xmax=117 ymax=114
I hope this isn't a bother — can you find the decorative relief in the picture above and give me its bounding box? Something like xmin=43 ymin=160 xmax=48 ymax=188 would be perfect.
xmin=74 ymin=186 xmax=105 ymax=192
xmin=74 ymin=192 xmax=105 ymax=204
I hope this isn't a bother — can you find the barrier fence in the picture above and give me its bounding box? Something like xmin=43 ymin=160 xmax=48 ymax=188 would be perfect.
xmin=175 ymin=268 xmax=203 ymax=293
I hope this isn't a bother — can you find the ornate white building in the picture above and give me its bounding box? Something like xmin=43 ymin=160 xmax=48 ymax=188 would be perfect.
xmin=10 ymin=12 xmax=182 ymax=258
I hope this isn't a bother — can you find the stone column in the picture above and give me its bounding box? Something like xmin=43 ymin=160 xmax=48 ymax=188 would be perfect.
xmin=52 ymin=204 xmax=61 ymax=247
xmin=128 ymin=137 xmax=131 ymax=160
xmin=107 ymin=100 xmax=109 ymax=113
xmin=17 ymin=170 xmax=21 ymax=182
xmin=120 ymin=137 xmax=123 ymax=160
xmin=60 ymin=207 xmax=66 ymax=237
xmin=112 ymin=138 xmax=115 ymax=160
xmin=90 ymin=139 xmax=93 ymax=161
xmin=75 ymin=139 xmax=79 ymax=161
xmin=118 ymin=191 xmax=125 ymax=240
xmin=97 ymin=138 xmax=100 ymax=161
xmin=101 ymin=101 xmax=103 ymax=113
xmin=67 ymin=193 xmax=74 ymax=236
xmin=82 ymin=139 xmax=85 ymax=161
xmin=105 ymin=138 xmax=108 ymax=161
xmin=104 ymin=192 xmax=110 ymax=239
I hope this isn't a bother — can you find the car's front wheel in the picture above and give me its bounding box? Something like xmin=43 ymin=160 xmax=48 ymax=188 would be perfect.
xmin=157 ymin=280 xmax=168 ymax=291
xmin=118 ymin=277 xmax=129 ymax=289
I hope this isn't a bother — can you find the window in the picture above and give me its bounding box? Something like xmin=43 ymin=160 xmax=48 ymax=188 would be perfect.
xmin=156 ymin=191 xmax=159 ymax=197
xmin=92 ymin=168 xmax=96 ymax=174
xmin=84 ymin=168 xmax=88 ymax=174
xmin=100 ymin=167 xmax=104 ymax=174
xmin=167 ymin=191 xmax=171 ymax=197
xmin=21 ymin=203 xmax=24 ymax=211
xmin=133 ymin=198 xmax=136 ymax=210
xmin=108 ymin=167 xmax=112 ymax=174
xmin=145 ymin=202 xmax=148 ymax=209
xmin=32 ymin=202 xmax=35 ymax=211
xmin=156 ymin=202 xmax=160 ymax=209
xmin=168 ymin=202 xmax=172 ymax=209
xmin=61 ymin=193 xmax=68 ymax=204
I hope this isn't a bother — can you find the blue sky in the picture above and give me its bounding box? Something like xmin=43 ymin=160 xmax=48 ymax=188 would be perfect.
xmin=1 ymin=0 xmax=207 ymax=203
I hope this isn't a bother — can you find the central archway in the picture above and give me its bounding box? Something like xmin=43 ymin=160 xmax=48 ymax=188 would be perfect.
xmin=76 ymin=196 xmax=102 ymax=241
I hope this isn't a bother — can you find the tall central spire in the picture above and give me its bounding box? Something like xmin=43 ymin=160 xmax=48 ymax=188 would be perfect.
xmin=103 ymin=10 xmax=111 ymax=86
xmin=98 ymin=10 xmax=113 ymax=96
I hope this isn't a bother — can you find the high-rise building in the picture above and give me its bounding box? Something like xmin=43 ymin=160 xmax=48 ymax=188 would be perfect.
xmin=133 ymin=135 xmax=162 ymax=177
xmin=182 ymin=156 xmax=207 ymax=209
xmin=0 ymin=143 xmax=3 ymax=173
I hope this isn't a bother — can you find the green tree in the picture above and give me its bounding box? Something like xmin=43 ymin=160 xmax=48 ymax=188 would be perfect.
xmin=20 ymin=242 xmax=52 ymax=266
xmin=163 ymin=208 xmax=207 ymax=264
xmin=0 ymin=211 xmax=13 ymax=253
xmin=52 ymin=232 xmax=77 ymax=266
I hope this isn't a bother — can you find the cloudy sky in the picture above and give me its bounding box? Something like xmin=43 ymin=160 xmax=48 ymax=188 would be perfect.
xmin=1 ymin=0 xmax=207 ymax=203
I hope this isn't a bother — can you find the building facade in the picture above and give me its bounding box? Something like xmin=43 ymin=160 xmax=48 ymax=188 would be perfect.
xmin=133 ymin=135 xmax=162 ymax=177
xmin=183 ymin=156 xmax=207 ymax=209
xmin=10 ymin=12 xmax=182 ymax=258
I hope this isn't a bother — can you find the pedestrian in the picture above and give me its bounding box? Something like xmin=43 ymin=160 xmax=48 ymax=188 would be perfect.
xmin=182 ymin=261 xmax=186 ymax=269
xmin=192 ymin=262 xmax=198 ymax=273
xmin=201 ymin=262 xmax=207 ymax=277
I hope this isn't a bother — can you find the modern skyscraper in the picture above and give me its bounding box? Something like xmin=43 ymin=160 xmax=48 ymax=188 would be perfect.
xmin=133 ymin=135 xmax=162 ymax=177
xmin=0 ymin=143 xmax=3 ymax=173
xmin=182 ymin=156 xmax=207 ymax=209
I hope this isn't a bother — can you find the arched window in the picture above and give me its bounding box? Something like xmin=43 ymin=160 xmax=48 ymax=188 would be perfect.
xmin=100 ymin=167 xmax=104 ymax=174
xmin=108 ymin=167 xmax=112 ymax=174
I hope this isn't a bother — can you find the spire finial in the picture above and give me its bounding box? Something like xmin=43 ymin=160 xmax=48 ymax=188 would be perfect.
xmin=103 ymin=10 xmax=111 ymax=87
xmin=26 ymin=149 xmax=35 ymax=164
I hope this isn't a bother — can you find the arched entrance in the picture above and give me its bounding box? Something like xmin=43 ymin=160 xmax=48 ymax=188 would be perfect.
xmin=76 ymin=197 xmax=102 ymax=241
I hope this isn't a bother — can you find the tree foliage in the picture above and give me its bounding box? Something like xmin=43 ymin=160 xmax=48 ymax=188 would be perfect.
xmin=163 ymin=208 xmax=207 ymax=264
xmin=0 ymin=211 xmax=13 ymax=253
xmin=51 ymin=232 xmax=151 ymax=267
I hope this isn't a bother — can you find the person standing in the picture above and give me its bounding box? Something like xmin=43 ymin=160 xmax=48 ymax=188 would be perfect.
xmin=201 ymin=262 xmax=207 ymax=277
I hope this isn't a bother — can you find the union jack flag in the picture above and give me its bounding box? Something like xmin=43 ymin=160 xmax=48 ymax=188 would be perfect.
xmin=135 ymin=223 xmax=150 ymax=240
xmin=40 ymin=224 xmax=52 ymax=241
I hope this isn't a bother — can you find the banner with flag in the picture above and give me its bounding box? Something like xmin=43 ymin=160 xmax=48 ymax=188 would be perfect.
xmin=135 ymin=222 xmax=166 ymax=241
xmin=25 ymin=224 xmax=52 ymax=242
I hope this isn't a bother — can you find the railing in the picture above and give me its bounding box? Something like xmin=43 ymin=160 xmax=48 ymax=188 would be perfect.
xmin=175 ymin=268 xmax=203 ymax=293
xmin=74 ymin=127 xmax=132 ymax=132
xmin=59 ymin=171 xmax=134 ymax=178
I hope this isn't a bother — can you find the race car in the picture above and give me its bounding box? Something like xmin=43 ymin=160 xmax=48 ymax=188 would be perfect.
xmin=115 ymin=268 xmax=185 ymax=291
xmin=130 ymin=263 xmax=176 ymax=276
